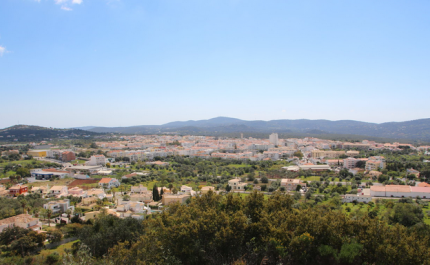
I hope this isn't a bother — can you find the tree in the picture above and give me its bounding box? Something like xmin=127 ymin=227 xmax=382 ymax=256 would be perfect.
xmin=19 ymin=199 xmax=27 ymax=214
xmin=226 ymin=185 xmax=232 ymax=192
xmin=78 ymin=215 xmax=144 ymax=258
xmin=293 ymin=151 xmax=303 ymax=159
xmin=45 ymin=252 xmax=60 ymax=265
xmin=90 ymin=143 xmax=98 ymax=149
xmin=295 ymin=185 xmax=302 ymax=192
xmin=47 ymin=229 xmax=63 ymax=244
xmin=390 ymin=203 xmax=424 ymax=227
xmin=261 ymin=176 xmax=269 ymax=183
xmin=153 ymin=184 xmax=160 ymax=201
xmin=160 ymin=188 xmax=164 ymax=199
xmin=46 ymin=208 xmax=53 ymax=227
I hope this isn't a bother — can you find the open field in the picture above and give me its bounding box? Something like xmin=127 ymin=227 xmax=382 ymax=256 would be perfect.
xmin=36 ymin=239 xmax=79 ymax=258
xmin=30 ymin=178 xmax=75 ymax=187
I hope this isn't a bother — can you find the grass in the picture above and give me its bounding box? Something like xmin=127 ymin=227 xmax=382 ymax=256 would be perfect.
xmin=227 ymin=164 xmax=252 ymax=168
xmin=299 ymin=176 xmax=321 ymax=182
xmin=30 ymin=178 xmax=75 ymax=187
xmin=37 ymin=239 xmax=79 ymax=257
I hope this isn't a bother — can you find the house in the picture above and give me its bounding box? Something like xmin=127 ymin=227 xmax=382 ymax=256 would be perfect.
xmin=62 ymin=151 xmax=76 ymax=162
xmin=228 ymin=178 xmax=247 ymax=191
xmin=122 ymin=173 xmax=139 ymax=180
xmin=9 ymin=185 xmax=28 ymax=196
xmin=82 ymin=196 xmax=98 ymax=206
xmin=253 ymin=186 xmax=262 ymax=191
xmin=407 ymin=168 xmax=420 ymax=178
xmin=131 ymin=184 xmax=149 ymax=193
xmin=116 ymin=201 xmax=150 ymax=219
xmin=49 ymin=186 xmax=68 ymax=197
xmin=200 ymin=186 xmax=215 ymax=194
xmin=370 ymin=185 xmax=430 ymax=198
xmin=43 ymin=199 xmax=74 ymax=214
xmin=180 ymin=185 xmax=195 ymax=195
xmin=130 ymin=185 xmax=153 ymax=203
xmin=0 ymin=214 xmax=42 ymax=232
xmin=86 ymin=155 xmax=107 ymax=166
xmin=342 ymin=194 xmax=372 ymax=203
xmin=98 ymin=178 xmax=120 ymax=189
xmin=365 ymin=156 xmax=386 ymax=171
xmin=86 ymin=188 xmax=106 ymax=199
xmin=66 ymin=165 xmax=104 ymax=176
xmin=298 ymin=164 xmax=331 ymax=172
xmin=31 ymin=168 xmax=69 ymax=180
xmin=280 ymin=179 xmax=306 ymax=191
xmin=98 ymin=170 xmax=113 ymax=176
xmin=418 ymin=182 xmax=430 ymax=188
xmin=31 ymin=185 xmax=50 ymax=195
xmin=68 ymin=187 xmax=86 ymax=197
xmin=162 ymin=194 xmax=190 ymax=205
xmin=346 ymin=150 xmax=360 ymax=157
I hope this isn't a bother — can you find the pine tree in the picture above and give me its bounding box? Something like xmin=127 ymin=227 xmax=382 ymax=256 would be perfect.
xmin=160 ymin=188 xmax=164 ymax=199
xmin=153 ymin=184 xmax=159 ymax=201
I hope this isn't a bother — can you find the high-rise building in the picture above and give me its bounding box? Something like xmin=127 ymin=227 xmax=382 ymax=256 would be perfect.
xmin=269 ymin=133 xmax=278 ymax=146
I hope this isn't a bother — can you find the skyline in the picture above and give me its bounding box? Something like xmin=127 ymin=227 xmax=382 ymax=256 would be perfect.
xmin=3 ymin=116 xmax=430 ymax=130
xmin=1 ymin=0 xmax=430 ymax=128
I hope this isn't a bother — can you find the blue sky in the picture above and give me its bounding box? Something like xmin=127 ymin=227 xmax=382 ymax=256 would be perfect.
xmin=1 ymin=0 xmax=429 ymax=128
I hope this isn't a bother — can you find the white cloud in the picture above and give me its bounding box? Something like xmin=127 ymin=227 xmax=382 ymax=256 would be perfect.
xmin=0 ymin=46 xmax=6 ymax=56
xmin=61 ymin=6 xmax=72 ymax=11
xmin=55 ymin=0 xmax=68 ymax=4
xmin=72 ymin=0 xmax=83 ymax=4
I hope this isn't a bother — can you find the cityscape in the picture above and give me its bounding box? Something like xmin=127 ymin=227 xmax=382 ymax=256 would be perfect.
xmin=1 ymin=0 xmax=430 ymax=264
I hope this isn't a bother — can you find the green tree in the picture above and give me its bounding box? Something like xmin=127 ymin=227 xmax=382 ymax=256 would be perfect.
xmin=153 ymin=184 xmax=160 ymax=201
xmin=46 ymin=208 xmax=53 ymax=227
xmin=45 ymin=252 xmax=60 ymax=265
xmin=47 ymin=229 xmax=63 ymax=244
xmin=390 ymin=203 xmax=424 ymax=227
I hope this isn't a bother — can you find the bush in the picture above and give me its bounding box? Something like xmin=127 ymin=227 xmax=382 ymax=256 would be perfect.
xmin=45 ymin=252 xmax=60 ymax=265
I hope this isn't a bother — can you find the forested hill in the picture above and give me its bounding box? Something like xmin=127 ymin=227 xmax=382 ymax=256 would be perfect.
xmin=87 ymin=117 xmax=430 ymax=142
xmin=0 ymin=125 xmax=103 ymax=142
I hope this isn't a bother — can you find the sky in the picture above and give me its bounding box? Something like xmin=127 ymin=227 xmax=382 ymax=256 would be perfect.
xmin=1 ymin=0 xmax=430 ymax=128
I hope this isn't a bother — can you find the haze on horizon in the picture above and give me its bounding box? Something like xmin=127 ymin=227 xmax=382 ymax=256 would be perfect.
xmin=1 ymin=0 xmax=429 ymax=129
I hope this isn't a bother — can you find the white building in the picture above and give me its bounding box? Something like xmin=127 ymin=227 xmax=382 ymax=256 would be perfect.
xmin=43 ymin=199 xmax=74 ymax=214
xmin=228 ymin=178 xmax=247 ymax=191
xmin=269 ymin=133 xmax=279 ymax=146
xmin=98 ymin=178 xmax=120 ymax=189
xmin=86 ymin=155 xmax=107 ymax=166
xmin=342 ymin=195 xmax=372 ymax=203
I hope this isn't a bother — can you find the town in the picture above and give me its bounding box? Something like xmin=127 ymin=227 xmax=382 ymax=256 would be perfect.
xmin=0 ymin=131 xmax=430 ymax=263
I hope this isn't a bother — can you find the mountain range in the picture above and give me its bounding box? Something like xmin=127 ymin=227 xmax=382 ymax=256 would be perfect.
xmin=86 ymin=117 xmax=430 ymax=143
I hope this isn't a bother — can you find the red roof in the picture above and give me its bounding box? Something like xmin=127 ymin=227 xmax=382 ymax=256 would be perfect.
xmin=99 ymin=178 xmax=115 ymax=184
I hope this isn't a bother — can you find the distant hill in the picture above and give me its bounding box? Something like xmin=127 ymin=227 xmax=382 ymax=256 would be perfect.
xmin=72 ymin=126 xmax=97 ymax=130
xmin=87 ymin=117 xmax=430 ymax=143
xmin=0 ymin=125 xmax=103 ymax=142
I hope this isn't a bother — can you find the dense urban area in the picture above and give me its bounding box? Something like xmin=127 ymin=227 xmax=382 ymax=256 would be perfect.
xmin=1 ymin=131 xmax=430 ymax=264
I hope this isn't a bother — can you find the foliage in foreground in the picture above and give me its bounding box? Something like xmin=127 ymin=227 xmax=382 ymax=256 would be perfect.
xmin=107 ymin=191 xmax=430 ymax=265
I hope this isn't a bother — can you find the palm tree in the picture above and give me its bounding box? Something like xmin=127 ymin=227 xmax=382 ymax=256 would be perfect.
xmin=20 ymin=199 xmax=27 ymax=214
xmin=46 ymin=209 xmax=53 ymax=227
